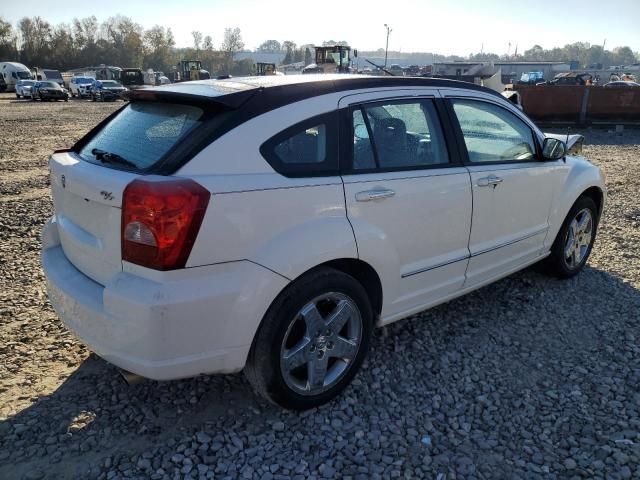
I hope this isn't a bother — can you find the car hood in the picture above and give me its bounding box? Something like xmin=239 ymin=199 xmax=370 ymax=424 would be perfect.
xmin=544 ymin=132 xmax=584 ymax=150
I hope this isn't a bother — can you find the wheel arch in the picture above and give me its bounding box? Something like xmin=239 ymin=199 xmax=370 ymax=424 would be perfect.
xmin=581 ymin=185 xmax=604 ymax=218
xmin=259 ymin=257 xmax=384 ymax=333
xmin=545 ymin=159 xmax=606 ymax=250
xmin=320 ymin=258 xmax=383 ymax=318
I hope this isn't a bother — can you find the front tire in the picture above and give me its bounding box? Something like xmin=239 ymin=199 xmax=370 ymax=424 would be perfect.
xmin=245 ymin=267 xmax=373 ymax=410
xmin=542 ymin=196 xmax=598 ymax=278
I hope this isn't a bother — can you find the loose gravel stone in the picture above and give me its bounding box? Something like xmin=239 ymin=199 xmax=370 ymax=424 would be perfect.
xmin=0 ymin=96 xmax=639 ymax=479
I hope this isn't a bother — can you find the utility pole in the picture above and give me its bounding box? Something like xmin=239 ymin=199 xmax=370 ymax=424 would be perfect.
xmin=384 ymin=24 xmax=392 ymax=69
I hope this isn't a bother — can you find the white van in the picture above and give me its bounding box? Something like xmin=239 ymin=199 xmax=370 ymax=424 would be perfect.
xmin=0 ymin=62 xmax=33 ymax=92
xmin=32 ymin=68 xmax=64 ymax=87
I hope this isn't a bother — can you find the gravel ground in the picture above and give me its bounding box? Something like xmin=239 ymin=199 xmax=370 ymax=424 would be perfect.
xmin=0 ymin=92 xmax=639 ymax=480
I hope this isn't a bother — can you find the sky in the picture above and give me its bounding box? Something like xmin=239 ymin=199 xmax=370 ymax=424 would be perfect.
xmin=2 ymin=0 xmax=639 ymax=56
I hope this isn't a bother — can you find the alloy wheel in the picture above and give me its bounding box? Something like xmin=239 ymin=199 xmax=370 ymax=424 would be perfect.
xmin=280 ymin=292 xmax=362 ymax=396
xmin=564 ymin=208 xmax=593 ymax=269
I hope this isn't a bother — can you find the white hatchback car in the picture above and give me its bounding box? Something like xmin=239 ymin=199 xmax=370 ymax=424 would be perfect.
xmin=42 ymin=75 xmax=605 ymax=409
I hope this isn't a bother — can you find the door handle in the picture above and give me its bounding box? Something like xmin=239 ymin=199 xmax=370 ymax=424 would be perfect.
xmin=355 ymin=188 xmax=396 ymax=202
xmin=477 ymin=175 xmax=503 ymax=187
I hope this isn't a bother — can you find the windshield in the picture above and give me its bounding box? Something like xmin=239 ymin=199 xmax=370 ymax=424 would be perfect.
xmin=42 ymin=81 xmax=60 ymax=88
xmin=43 ymin=70 xmax=62 ymax=80
xmin=101 ymin=81 xmax=119 ymax=87
xmin=22 ymin=80 xmax=35 ymax=86
xmin=75 ymin=77 xmax=93 ymax=84
xmin=78 ymin=102 xmax=205 ymax=171
xmin=17 ymin=71 xmax=31 ymax=80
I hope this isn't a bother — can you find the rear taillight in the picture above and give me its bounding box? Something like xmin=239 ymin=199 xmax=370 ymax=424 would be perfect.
xmin=121 ymin=179 xmax=210 ymax=270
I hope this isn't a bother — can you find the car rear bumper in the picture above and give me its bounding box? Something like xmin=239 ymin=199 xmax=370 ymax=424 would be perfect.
xmin=41 ymin=217 xmax=288 ymax=380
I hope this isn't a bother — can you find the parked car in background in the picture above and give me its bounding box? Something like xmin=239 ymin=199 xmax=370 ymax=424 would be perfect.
xmin=91 ymin=80 xmax=127 ymax=101
xmin=31 ymin=81 xmax=41 ymax=99
xmin=121 ymin=68 xmax=144 ymax=89
xmin=15 ymin=79 xmax=36 ymax=98
xmin=155 ymin=72 xmax=171 ymax=85
xmin=604 ymin=81 xmax=640 ymax=88
xmin=519 ymin=71 xmax=545 ymax=84
xmin=42 ymin=75 xmax=605 ymax=409
xmin=33 ymin=81 xmax=69 ymax=101
xmin=32 ymin=68 xmax=64 ymax=87
xmin=0 ymin=62 xmax=33 ymax=92
xmin=549 ymin=72 xmax=592 ymax=86
xmin=69 ymin=76 xmax=96 ymax=98
xmin=388 ymin=64 xmax=404 ymax=75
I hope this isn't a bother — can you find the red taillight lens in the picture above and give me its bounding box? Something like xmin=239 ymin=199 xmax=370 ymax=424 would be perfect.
xmin=121 ymin=178 xmax=210 ymax=270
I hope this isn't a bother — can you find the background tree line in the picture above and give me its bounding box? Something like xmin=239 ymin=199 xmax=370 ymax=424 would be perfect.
xmin=0 ymin=15 xmax=251 ymax=76
xmin=0 ymin=15 xmax=638 ymax=74
xmin=468 ymin=42 xmax=638 ymax=67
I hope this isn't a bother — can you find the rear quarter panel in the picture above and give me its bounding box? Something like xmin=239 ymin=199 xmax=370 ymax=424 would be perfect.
xmin=181 ymin=94 xmax=359 ymax=280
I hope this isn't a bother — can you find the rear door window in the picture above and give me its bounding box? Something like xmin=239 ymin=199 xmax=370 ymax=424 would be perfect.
xmin=78 ymin=102 xmax=205 ymax=171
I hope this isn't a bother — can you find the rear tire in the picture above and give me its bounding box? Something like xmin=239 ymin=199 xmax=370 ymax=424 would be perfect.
xmin=245 ymin=267 xmax=373 ymax=410
xmin=541 ymin=196 xmax=598 ymax=278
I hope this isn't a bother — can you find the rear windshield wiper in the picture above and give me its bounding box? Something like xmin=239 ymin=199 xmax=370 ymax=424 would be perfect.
xmin=91 ymin=148 xmax=137 ymax=169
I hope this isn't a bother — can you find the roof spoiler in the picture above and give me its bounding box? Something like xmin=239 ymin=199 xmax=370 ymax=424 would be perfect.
xmin=123 ymin=88 xmax=258 ymax=109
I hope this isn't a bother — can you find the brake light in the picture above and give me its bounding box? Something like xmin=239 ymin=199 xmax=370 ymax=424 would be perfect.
xmin=121 ymin=179 xmax=210 ymax=270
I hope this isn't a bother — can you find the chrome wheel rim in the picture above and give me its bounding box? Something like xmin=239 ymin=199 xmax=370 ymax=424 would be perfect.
xmin=280 ymin=292 xmax=362 ymax=396
xmin=564 ymin=208 xmax=594 ymax=269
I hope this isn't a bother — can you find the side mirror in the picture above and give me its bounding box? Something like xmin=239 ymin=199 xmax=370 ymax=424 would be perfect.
xmin=354 ymin=124 xmax=368 ymax=139
xmin=542 ymin=137 xmax=566 ymax=160
xmin=353 ymin=49 xmax=358 ymax=58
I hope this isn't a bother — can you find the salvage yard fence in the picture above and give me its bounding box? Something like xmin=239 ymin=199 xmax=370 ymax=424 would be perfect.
xmin=514 ymin=85 xmax=640 ymax=125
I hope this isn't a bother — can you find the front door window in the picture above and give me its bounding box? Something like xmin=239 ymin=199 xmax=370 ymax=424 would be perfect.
xmin=452 ymin=99 xmax=536 ymax=163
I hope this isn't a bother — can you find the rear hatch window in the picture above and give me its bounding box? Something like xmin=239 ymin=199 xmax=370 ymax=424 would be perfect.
xmin=78 ymin=102 xmax=205 ymax=172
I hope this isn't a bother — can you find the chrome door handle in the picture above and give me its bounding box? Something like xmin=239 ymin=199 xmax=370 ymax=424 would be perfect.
xmin=355 ymin=188 xmax=396 ymax=202
xmin=477 ymin=175 xmax=503 ymax=187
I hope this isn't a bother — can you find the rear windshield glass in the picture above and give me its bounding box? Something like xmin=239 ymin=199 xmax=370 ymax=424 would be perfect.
xmin=78 ymin=102 xmax=204 ymax=171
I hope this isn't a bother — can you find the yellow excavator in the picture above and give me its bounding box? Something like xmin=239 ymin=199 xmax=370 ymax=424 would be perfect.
xmin=302 ymin=45 xmax=355 ymax=74
xmin=173 ymin=60 xmax=211 ymax=82
xmin=256 ymin=63 xmax=277 ymax=76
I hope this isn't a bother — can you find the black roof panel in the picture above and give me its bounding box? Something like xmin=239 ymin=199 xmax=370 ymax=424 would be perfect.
xmin=131 ymin=74 xmax=505 ymax=111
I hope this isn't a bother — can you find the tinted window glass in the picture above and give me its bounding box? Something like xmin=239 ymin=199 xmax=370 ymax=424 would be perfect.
xmin=353 ymin=99 xmax=449 ymax=170
xmin=452 ymin=99 xmax=536 ymax=162
xmin=273 ymin=123 xmax=327 ymax=164
xmin=79 ymin=103 xmax=204 ymax=171
xmin=260 ymin=112 xmax=339 ymax=177
xmin=352 ymin=109 xmax=375 ymax=169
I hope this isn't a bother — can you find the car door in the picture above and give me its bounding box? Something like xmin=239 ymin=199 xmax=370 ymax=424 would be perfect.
xmin=442 ymin=92 xmax=565 ymax=287
xmin=339 ymin=91 xmax=473 ymax=323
